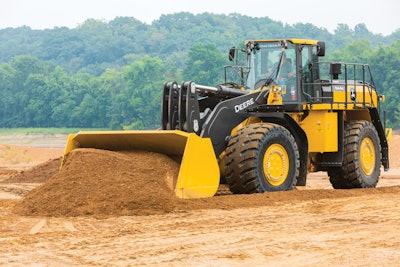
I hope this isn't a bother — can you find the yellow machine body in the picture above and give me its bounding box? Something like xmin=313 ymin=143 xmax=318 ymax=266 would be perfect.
xmin=63 ymin=130 xmax=220 ymax=199
xmin=297 ymin=111 xmax=338 ymax=153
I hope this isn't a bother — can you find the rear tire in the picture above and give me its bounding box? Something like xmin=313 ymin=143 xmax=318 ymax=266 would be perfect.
xmin=328 ymin=120 xmax=381 ymax=189
xmin=225 ymin=123 xmax=299 ymax=194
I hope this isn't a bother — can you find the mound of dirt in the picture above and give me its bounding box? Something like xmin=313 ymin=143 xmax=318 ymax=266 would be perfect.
xmin=4 ymin=158 xmax=61 ymax=183
xmin=14 ymin=149 xmax=180 ymax=217
xmin=0 ymin=168 xmax=19 ymax=181
xmin=13 ymin=134 xmax=400 ymax=218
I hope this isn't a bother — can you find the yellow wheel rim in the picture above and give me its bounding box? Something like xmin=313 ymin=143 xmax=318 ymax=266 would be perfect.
xmin=263 ymin=144 xmax=289 ymax=186
xmin=360 ymin=137 xmax=376 ymax=176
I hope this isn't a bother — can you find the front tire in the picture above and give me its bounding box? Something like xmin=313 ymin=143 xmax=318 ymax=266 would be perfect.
xmin=328 ymin=120 xmax=381 ymax=189
xmin=224 ymin=123 xmax=300 ymax=194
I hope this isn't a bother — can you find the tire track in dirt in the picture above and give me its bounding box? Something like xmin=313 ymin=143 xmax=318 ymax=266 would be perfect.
xmin=2 ymin=191 xmax=400 ymax=266
xmin=1 ymin=136 xmax=400 ymax=265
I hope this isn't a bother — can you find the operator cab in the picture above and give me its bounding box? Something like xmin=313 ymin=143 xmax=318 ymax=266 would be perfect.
xmin=226 ymin=39 xmax=325 ymax=111
xmin=226 ymin=39 xmax=378 ymax=112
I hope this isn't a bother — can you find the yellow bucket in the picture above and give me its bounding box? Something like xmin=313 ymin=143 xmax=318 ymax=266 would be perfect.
xmin=63 ymin=130 xmax=220 ymax=199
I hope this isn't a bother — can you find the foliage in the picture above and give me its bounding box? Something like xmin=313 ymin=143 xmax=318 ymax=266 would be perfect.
xmin=369 ymin=41 xmax=400 ymax=127
xmin=183 ymin=43 xmax=228 ymax=85
xmin=0 ymin=13 xmax=399 ymax=129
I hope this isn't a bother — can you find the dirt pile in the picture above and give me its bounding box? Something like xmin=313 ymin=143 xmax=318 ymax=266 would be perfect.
xmin=0 ymin=168 xmax=18 ymax=180
xmin=12 ymin=134 xmax=400 ymax=217
xmin=4 ymin=158 xmax=61 ymax=183
xmin=14 ymin=149 xmax=181 ymax=217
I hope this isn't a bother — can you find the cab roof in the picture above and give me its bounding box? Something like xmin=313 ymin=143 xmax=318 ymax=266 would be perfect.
xmin=246 ymin=39 xmax=320 ymax=45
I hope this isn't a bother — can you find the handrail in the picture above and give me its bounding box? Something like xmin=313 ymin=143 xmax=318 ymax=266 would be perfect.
xmin=303 ymin=62 xmax=377 ymax=109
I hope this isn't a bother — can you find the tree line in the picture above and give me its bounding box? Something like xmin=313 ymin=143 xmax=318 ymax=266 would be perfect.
xmin=0 ymin=12 xmax=400 ymax=129
xmin=0 ymin=43 xmax=226 ymax=129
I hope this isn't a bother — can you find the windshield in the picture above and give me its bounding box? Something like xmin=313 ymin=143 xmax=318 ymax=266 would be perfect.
xmin=246 ymin=42 xmax=296 ymax=90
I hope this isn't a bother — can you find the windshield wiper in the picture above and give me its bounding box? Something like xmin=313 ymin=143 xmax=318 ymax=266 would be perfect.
xmin=263 ymin=52 xmax=284 ymax=87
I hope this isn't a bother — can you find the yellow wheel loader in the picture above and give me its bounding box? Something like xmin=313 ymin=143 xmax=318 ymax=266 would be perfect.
xmin=63 ymin=39 xmax=390 ymax=198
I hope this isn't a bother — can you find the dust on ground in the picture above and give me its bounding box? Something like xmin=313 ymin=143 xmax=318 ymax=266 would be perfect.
xmin=0 ymin=134 xmax=400 ymax=266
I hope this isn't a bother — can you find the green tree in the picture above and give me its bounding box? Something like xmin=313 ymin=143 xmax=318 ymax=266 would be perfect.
xmin=183 ymin=43 xmax=227 ymax=85
xmin=24 ymin=73 xmax=53 ymax=126
xmin=326 ymin=39 xmax=373 ymax=63
xmin=49 ymin=66 xmax=78 ymax=127
xmin=122 ymin=55 xmax=166 ymax=129
xmin=0 ymin=55 xmax=55 ymax=127
xmin=369 ymin=41 xmax=400 ymax=127
xmin=97 ymin=68 xmax=127 ymax=129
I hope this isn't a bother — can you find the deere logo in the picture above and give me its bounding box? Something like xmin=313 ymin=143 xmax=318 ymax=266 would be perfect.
xmin=235 ymin=98 xmax=254 ymax=113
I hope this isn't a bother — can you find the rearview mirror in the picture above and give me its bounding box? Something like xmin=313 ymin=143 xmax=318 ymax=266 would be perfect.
xmin=317 ymin=41 xmax=325 ymax=57
xmin=229 ymin=46 xmax=235 ymax=61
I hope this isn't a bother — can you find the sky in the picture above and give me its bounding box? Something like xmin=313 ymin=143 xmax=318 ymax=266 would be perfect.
xmin=1 ymin=0 xmax=399 ymax=36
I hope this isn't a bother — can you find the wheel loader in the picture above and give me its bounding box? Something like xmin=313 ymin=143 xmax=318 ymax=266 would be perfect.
xmin=63 ymin=39 xmax=390 ymax=199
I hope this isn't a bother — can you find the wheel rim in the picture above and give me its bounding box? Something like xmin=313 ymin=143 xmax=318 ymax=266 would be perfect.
xmin=360 ymin=137 xmax=376 ymax=176
xmin=263 ymin=144 xmax=289 ymax=186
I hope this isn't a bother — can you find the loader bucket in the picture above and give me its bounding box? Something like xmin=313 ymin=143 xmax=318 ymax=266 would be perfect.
xmin=63 ymin=130 xmax=220 ymax=199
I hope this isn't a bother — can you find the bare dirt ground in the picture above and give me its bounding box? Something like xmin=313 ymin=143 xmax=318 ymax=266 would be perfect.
xmin=0 ymin=134 xmax=400 ymax=266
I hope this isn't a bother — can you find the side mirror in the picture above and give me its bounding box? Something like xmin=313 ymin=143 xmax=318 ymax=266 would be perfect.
xmin=229 ymin=46 xmax=235 ymax=61
xmin=317 ymin=41 xmax=325 ymax=57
